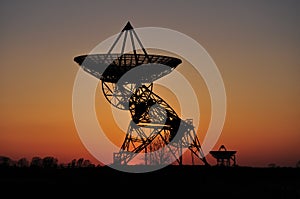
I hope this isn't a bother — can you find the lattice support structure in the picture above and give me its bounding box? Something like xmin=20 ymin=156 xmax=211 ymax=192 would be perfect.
xmin=113 ymin=84 xmax=209 ymax=166
xmin=113 ymin=121 xmax=162 ymax=165
xmin=113 ymin=119 xmax=209 ymax=166
xmin=74 ymin=22 xmax=210 ymax=167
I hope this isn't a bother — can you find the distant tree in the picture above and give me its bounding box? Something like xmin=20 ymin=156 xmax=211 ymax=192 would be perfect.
xmin=268 ymin=163 xmax=277 ymax=168
xmin=61 ymin=158 xmax=95 ymax=168
xmin=58 ymin=163 xmax=67 ymax=168
xmin=76 ymin=158 xmax=84 ymax=167
xmin=70 ymin=159 xmax=77 ymax=168
xmin=17 ymin=158 xmax=29 ymax=167
xmin=30 ymin=156 xmax=43 ymax=168
xmin=296 ymin=160 xmax=300 ymax=168
xmin=0 ymin=156 xmax=12 ymax=167
xmin=42 ymin=156 xmax=58 ymax=168
xmin=82 ymin=159 xmax=95 ymax=167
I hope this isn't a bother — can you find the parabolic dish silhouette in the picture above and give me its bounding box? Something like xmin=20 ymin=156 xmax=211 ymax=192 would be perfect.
xmin=209 ymin=150 xmax=237 ymax=159
xmin=74 ymin=53 xmax=182 ymax=83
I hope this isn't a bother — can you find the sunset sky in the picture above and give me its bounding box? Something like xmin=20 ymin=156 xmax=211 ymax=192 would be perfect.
xmin=0 ymin=0 xmax=299 ymax=167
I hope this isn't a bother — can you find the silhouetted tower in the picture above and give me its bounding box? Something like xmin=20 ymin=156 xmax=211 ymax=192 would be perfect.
xmin=74 ymin=22 xmax=209 ymax=166
xmin=209 ymin=145 xmax=237 ymax=167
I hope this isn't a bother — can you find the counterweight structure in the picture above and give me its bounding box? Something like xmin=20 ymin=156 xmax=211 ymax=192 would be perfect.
xmin=74 ymin=22 xmax=209 ymax=166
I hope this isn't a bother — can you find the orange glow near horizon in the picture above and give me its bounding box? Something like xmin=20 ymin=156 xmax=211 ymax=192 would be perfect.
xmin=0 ymin=1 xmax=299 ymax=168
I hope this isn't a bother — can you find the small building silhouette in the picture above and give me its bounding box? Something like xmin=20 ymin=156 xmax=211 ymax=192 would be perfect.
xmin=209 ymin=145 xmax=237 ymax=167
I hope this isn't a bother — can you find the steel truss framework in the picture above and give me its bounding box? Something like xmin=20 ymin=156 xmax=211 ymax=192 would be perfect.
xmin=113 ymin=85 xmax=209 ymax=166
xmin=74 ymin=22 xmax=209 ymax=166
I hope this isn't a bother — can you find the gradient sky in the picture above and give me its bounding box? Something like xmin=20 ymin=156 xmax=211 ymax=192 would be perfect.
xmin=0 ymin=0 xmax=299 ymax=167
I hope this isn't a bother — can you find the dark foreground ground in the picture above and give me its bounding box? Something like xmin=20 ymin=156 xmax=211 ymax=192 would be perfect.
xmin=0 ymin=165 xmax=299 ymax=198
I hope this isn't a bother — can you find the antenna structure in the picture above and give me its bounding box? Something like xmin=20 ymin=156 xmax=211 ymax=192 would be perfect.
xmin=74 ymin=22 xmax=209 ymax=166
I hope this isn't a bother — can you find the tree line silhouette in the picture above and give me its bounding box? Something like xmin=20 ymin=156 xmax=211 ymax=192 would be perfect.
xmin=1 ymin=155 xmax=300 ymax=168
xmin=0 ymin=155 xmax=100 ymax=168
